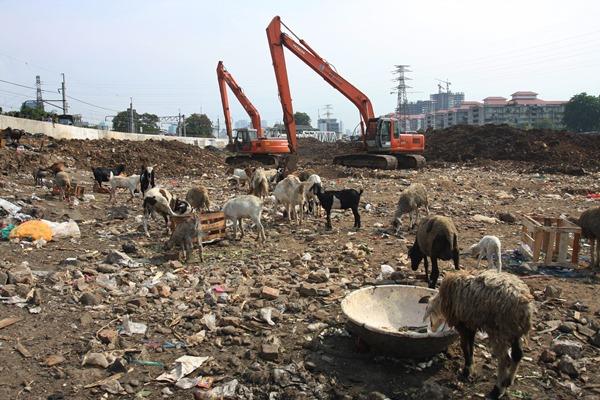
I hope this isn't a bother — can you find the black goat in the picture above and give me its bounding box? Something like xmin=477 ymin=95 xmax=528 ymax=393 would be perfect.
xmin=92 ymin=164 xmax=125 ymax=187
xmin=311 ymin=183 xmax=363 ymax=230
xmin=408 ymin=215 xmax=460 ymax=288
xmin=140 ymin=165 xmax=155 ymax=194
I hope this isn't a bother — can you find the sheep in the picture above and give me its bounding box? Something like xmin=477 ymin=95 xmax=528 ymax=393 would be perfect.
xmin=164 ymin=216 xmax=204 ymax=262
xmin=468 ymin=235 xmax=502 ymax=272
xmin=392 ymin=183 xmax=429 ymax=234
xmin=223 ymin=195 xmax=266 ymax=242
xmin=272 ymin=175 xmax=306 ymax=224
xmin=576 ymin=206 xmax=600 ymax=269
xmin=227 ymin=168 xmax=249 ymax=188
xmin=424 ymin=270 xmax=533 ymax=400
xmin=311 ymin=184 xmax=363 ymax=230
xmin=142 ymin=187 xmax=191 ymax=237
xmin=92 ymin=164 xmax=125 ymax=188
xmin=185 ymin=186 xmax=211 ymax=211
xmin=248 ymin=167 xmax=270 ymax=199
xmin=54 ymin=171 xmax=72 ymax=200
xmin=140 ymin=165 xmax=155 ymax=194
xmin=408 ymin=215 xmax=460 ymax=288
xmin=108 ymin=172 xmax=140 ymax=203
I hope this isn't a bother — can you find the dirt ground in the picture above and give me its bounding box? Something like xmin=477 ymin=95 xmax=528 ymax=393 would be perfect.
xmin=1 ymin=132 xmax=600 ymax=400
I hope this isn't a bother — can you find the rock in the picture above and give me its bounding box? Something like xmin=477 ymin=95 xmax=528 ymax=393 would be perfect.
xmin=472 ymin=214 xmax=498 ymax=224
xmin=96 ymin=264 xmax=118 ymax=273
xmin=60 ymin=257 xmax=79 ymax=266
xmin=590 ymin=331 xmax=600 ymax=348
xmin=161 ymin=387 xmax=173 ymax=396
xmin=544 ymin=285 xmax=562 ymax=299
xmin=105 ymin=250 xmax=132 ymax=266
xmin=122 ymin=242 xmax=137 ymax=254
xmin=539 ymin=349 xmax=556 ymax=363
xmin=298 ymin=283 xmax=330 ymax=297
xmin=558 ymin=322 xmax=577 ymax=333
xmin=45 ymin=354 xmax=65 ymax=367
xmin=166 ymin=260 xmax=183 ymax=269
xmin=0 ymin=284 xmax=16 ymax=297
xmin=498 ymin=212 xmax=516 ymax=223
xmin=98 ymin=329 xmax=118 ymax=345
xmin=558 ymin=355 xmax=580 ymax=378
xmin=79 ymin=292 xmax=101 ymax=306
xmin=551 ymin=339 xmax=583 ymax=359
xmin=367 ymin=392 xmax=390 ymax=400
xmin=82 ymin=352 xmax=109 ymax=368
xmin=157 ymin=284 xmax=171 ymax=298
xmin=417 ymin=381 xmax=451 ymax=400
xmin=577 ymin=325 xmax=595 ymax=338
xmin=8 ymin=263 xmax=34 ymax=285
xmin=307 ymin=269 xmax=330 ymax=283
xmin=0 ymin=271 xmax=7 ymax=285
xmin=261 ymin=286 xmax=280 ymax=300
xmin=260 ymin=343 xmax=280 ymax=361
xmin=108 ymin=206 xmax=129 ymax=220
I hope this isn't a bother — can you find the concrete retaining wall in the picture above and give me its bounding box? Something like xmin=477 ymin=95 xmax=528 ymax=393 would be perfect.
xmin=0 ymin=115 xmax=227 ymax=148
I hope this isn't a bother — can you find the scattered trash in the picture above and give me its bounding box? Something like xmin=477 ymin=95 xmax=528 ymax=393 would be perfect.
xmin=121 ymin=315 xmax=147 ymax=336
xmin=156 ymin=355 xmax=210 ymax=383
xmin=9 ymin=220 xmax=53 ymax=241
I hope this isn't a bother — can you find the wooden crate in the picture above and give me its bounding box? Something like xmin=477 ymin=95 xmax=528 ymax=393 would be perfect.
xmin=52 ymin=184 xmax=85 ymax=199
xmin=170 ymin=211 xmax=226 ymax=244
xmin=521 ymin=215 xmax=581 ymax=267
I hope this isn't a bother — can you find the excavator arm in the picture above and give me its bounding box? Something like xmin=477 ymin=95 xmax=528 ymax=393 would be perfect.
xmin=266 ymin=16 xmax=375 ymax=149
xmin=216 ymin=61 xmax=263 ymax=143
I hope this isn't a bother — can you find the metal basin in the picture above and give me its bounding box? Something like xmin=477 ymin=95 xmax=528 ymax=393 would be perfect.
xmin=341 ymin=285 xmax=457 ymax=359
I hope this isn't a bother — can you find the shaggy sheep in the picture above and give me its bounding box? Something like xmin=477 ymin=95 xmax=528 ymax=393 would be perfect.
xmin=54 ymin=171 xmax=72 ymax=200
xmin=248 ymin=167 xmax=270 ymax=199
xmin=468 ymin=235 xmax=502 ymax=272
xmin=222 ymin=195 xmax=266 ymax=242
xmin=424 ymin=270 xmax=533 ymax=400
xmin=186 ymin=186 xmax=211 ymax=211
xmin=576 ymin=206 xmax=600 ymax=269
xmin=392 ymin=183 xmax=429 ymax=234
xmin=409 ymin=215 xmax=460 ymax=288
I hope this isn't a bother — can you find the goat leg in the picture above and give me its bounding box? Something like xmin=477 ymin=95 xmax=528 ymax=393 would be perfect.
xmin=456 ymin=324 xmax=476 ymax=380
xmin=428 ymin=257 xmax=439 ymax=288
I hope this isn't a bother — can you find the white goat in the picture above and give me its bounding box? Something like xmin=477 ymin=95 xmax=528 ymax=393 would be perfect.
xmin=142 ymin=187 xmax=191 ymax=237
xmin=468 ymin=235 xmax=502 ymax=272
xmin=108 ymin=172 xmax=140 ymax=203
xmin=223 ymin=195 xmax=266 ymax=242
xmin=272 ymin=175 xmax=307 ymax=225
xmin=228 ymin=168 xmax=249 ymax=188
xmin=304 ymin=174 xmax=322 ymax=217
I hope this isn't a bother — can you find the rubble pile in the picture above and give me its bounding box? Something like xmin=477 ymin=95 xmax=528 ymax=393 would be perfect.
xmin=425 ymin=124 xmax=600 ymax=171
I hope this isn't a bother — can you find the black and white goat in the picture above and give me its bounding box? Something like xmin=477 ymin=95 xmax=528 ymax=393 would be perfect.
xmin=92 ymin=164 xmax=125 ymax=188
xmin=140 ymin=165 xmax=156 ymax=194
xmin=142 ymin=187 xmax=191 ymax=237
xmin=311 ymin=184 xmax=363 ymax=230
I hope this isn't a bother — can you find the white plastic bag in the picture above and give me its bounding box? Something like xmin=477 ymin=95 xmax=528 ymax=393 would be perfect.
xmin=377 ymin=264 xmax=395 ymax=280
xmin=42 ymin=219 xmax=81 ymax=239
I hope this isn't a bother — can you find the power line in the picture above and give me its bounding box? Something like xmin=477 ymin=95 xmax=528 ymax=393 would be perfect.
xmin=66 ymin=95 xmax=120 ymax=112
xmin=0 ymin=78 xmax=54 ymax=93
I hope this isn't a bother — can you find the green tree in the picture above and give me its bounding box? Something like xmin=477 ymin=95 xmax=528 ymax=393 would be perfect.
xmin=293 ymin=112 xmax=311 ymax=127
xmin=185 ymin=113 xmax=213 ymax=137
xmin=563 ymin=93 xmax=600 ymax=132
xmin=112 ymin=110 xmax=160 ymax=133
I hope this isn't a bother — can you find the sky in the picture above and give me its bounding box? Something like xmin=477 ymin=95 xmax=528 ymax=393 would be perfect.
xmin=1 ymin=0 xmax=599 ymax=134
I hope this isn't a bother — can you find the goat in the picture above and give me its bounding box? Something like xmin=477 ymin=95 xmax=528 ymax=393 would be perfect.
xmin=3 ymin=127 xmax=24 ymax=144
xmin=468 ymin=235 xmax=502 ymax=272
xmin=408 ymin=215 xmax=460 ymax=288
xmin=33 ymin=168 xmax=50 ymax=186
xmin=248 ymin=167 xmax=270 ymax=199
xmin=223 ymin=195 xmax=266 ymax=242
xmin=185 ymin=186 xmax=211 ymax=211
xmin=54 ymin=171 xmax=72 ymax=200
xmin=304 ymin=174 xmax=322 ymax=217
xmin=164 ymin=216 xmax=204 ymax=262
xmin=272 ymin=175 xmax=305 ymax=224
xmin=227 ymin=168 xmax=249 ymax=188
xmin=92 ymin=164 xmax=125 ymax=188
xmin=108 ymin=172 xmax=140 ymax=203
xmin=140 ymin=165 xmax=155 ymax=194
xmin=575 ymin=206 xmax=600 ymax=269
xmin=392 ymin=183 xmax=429 ymax=233
xmin=311 ymin=184 xmax=362 ymax=230
xmin=47 ymin=161 xmax=66 ymax=174
xmin=142 ymin=187 xmax=190 ymax=237
xmin=424 ymin=270 xmax=532 ymax=400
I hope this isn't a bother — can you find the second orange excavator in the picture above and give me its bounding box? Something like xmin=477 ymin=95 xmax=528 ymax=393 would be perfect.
xmin=217 ymin=61 xmax=294 ymax=168
xmin=266 ymin=16 xmax=425 ymax=170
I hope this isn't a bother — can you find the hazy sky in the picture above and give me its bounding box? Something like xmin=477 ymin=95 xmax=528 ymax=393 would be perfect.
xmin=1 ymin=0 xmax=599 ymax=133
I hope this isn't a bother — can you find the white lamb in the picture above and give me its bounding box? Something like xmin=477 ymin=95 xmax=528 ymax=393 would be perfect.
xmin=223 ymin=195 xmax=266 ymax=242
xmin=468 ymin=235 xmax=502 ymax=272
xmin=108 ymin=172 xmax=140 ymax=203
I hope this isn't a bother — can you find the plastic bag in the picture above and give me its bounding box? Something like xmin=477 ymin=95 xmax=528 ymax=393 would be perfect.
xmin=377 ymin=264 xmax=395 ymax=280
xmin=1 ymin=224 xmax=16 ymax=240
xmin=42 ymin=219 xmax=80 ymax=239
xmin=9 ymin=220 xmax=53 ymax=241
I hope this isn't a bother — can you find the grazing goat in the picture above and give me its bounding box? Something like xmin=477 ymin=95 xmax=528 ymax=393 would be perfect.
xmin=108 ymin=172 xmax=140 ymax=203
xmin=576 ymin=206 xmax=600 ymax=269
xmin=3 ymin=127 xmax=24 ymax=144
xmin=312 ymin=184 xmax=363 ymax=230
xmin=185 ymin=186 xmax=211 ymax=211
xmin=33 ymin=168 xmax=50 ymax=186
xmin=227 ymin=168 xmax=249 ymax=188
xmin=392 ymin=183 xmax=429 ymax=233
xmin=54 ymin=171 xmax=72 ymax=200
xmin=273 ymin=175 xmax=305 ymax=224
xmin=409 ymin=215 xmax=460 ymax=288
xmin=164 ymin=216 xmax=204 ymax=262
xmin=47 ymin=161 xmax=66 ymax=174
xmin=304 ymin=174 xmax=322 ymax=217
xmin=140 ymin=165 xmax=155 ymax=194
xmin=92 ymin=164 xmax=125 ymax=188
xmin=424 ymin=270 xmax=532 ymax=400
xmin=248 ymin=167 xmax=270 ymax=199
xmin=142 ymin=188 xmax=190 ymax=237
xmin=223 ymin=195 xmax=266 ymax=242
xmin=468 ymin=235 xmax=502 ymax=272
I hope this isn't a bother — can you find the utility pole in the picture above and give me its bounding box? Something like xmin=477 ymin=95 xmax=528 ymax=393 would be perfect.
xmin=182 ymin=114 xmax=186 ymax=137
xmin=129 ymin=97 xmax=135 ymax=133
xmin=391 ymin=65 xmax=411 ymax=131
xmin=35 ymin=75 xmax=43 ymax=110
xmin=177 ymin=111 xmax=181 ymax=136
xmin=61 ymin=73 xmax=68 ymax=114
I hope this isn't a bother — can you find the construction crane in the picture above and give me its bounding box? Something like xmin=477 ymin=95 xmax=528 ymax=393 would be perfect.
xmin=435 ymin=78 xmax=451 ymax=93
xmin=266 ymin=16 xmax=425 ymax=169
xmin=216 ymin=61 xmax=291 ymax=167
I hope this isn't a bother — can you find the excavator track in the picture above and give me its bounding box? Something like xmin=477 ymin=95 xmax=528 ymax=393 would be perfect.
xmin=225 ymin=153 xmax=298 ymax=172
xmin=333 ymin=153 xmax=426 ymax=170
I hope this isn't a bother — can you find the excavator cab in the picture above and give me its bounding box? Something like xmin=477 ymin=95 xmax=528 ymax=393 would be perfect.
xmin=232 ymin=128 xmax=258 ymax=152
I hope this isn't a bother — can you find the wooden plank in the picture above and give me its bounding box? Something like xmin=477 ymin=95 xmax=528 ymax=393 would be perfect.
xmin=0 ymin=317 xmax=23 ymax=330
xmin=572 ymin=233 xmax=581 ymax=264
xmin=557 ymin=233 xmax=569 ymax=263
xmin=533 ymin=229 xmax=543 ymax=262
xmin=545 ymin=230 xmax=556 ymax=264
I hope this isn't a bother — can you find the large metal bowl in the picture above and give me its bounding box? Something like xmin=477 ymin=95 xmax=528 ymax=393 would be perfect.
xmin=341 ymin=285 xmax=457 ymax=359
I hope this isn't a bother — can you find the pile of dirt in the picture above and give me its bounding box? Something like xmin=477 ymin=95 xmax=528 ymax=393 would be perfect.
xmin=297 ymin=138 xmax=361 ymax=163
xmin=425 ymin=124 xmax=600 ymax=171
xmin=1 ymin=136 xmax=225 ymax=176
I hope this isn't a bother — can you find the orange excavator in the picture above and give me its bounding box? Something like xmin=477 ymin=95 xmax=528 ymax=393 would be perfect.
xmin=217 ymin=61 xmax=294 ymax=168
xmin=266 ymin=16 xmax=425 ymax=169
